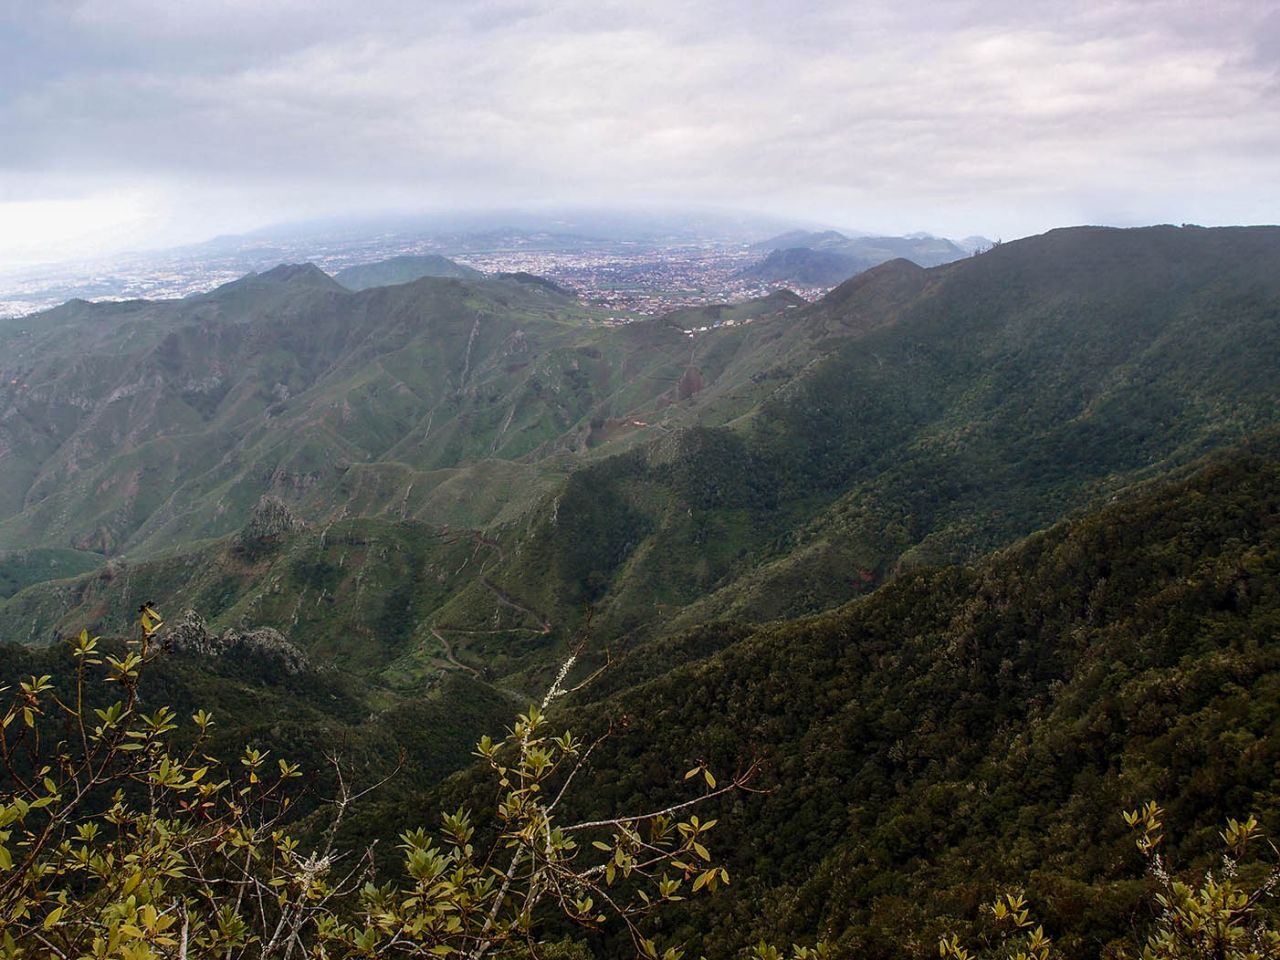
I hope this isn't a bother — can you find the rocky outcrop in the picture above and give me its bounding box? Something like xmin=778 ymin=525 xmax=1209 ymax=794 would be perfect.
xmin=236 ymin=496 xmax=305 ymax=547
xmin=162 ymin=609 xmax=310 ymax=674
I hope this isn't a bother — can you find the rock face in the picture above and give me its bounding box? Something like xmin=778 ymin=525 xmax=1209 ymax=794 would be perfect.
xmin=236 ymin=496 xmax=305 ymax=547
xmin=162 ymin=609 xmax=311 ymax=674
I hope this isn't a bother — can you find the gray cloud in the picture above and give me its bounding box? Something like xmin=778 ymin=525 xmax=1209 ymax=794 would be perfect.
xmin=0 ymin=0 xmax=1277 ymax=257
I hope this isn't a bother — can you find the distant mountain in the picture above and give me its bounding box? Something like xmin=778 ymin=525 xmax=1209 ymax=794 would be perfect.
xmin=955 ymin=234 xmax=993 ymax=253
xmin=660 ymin=289 xmax=806 ymax=330
xmin=483 ymin=224 xmax=1280 ymax=649
xmin=191 ymin=262 xmax=347 ymax=300
xmin=333 ymin=254 xmax=483 ymax=290
xmin=0 ymin=259 xmax=833 ymax=562
xmin=752 ymin=229 xmax=853 ymax=251
xmin=743 ymin=247 xmax=862 ymax=286
xmin=742 ymin=230 xmax=970 ymax=286
xmin=494 ymin=271 xmax=575 ymax=296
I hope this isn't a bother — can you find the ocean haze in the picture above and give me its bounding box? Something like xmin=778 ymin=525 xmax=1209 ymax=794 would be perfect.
xmin=2 ymin=0 xmax=1278 ymax=261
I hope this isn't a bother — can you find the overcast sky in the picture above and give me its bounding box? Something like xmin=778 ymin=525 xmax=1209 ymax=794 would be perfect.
xmin=1 ymin=0 xmax=1277 ymax=263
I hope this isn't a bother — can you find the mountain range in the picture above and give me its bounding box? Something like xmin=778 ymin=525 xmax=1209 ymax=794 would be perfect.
xmin=2 ymin=222 xmax=1280 ymax=958
xmin=741 ymin=229 xmax=980 ymax=286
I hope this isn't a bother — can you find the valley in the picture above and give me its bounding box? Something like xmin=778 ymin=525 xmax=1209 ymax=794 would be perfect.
xmin=6 ymin=3 xmax=1274 ymax=956
xmin=2 ymin=223 xmax=1279 ymax=959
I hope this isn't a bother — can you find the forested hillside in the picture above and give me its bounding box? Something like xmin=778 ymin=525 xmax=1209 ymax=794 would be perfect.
xmin=3 ymin=226 xmax=1280 ymax=960
xmin=7 ymin=428 xmax=1276 ymax=959
xmin=391 ymin=434 xmax=1280 ymax=959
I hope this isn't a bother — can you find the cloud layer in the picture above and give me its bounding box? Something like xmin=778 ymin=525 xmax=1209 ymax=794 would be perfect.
xmin=1 ymin=0 xmax=1277 ymax=258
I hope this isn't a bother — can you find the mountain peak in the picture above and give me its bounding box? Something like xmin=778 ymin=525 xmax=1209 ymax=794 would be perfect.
xmin=199 ymin=262 xmax=345 ymax=301
xmin=496 ymin=272 xmax=575 ymax=297
xmin=334 ymin=254 xmax=484 ymax=290
xmin=256 ymin=262 xmax=340 ymax=286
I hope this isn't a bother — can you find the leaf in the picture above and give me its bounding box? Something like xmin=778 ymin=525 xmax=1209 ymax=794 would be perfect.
xmin=703 ymin=769 xmax=716 ymax=789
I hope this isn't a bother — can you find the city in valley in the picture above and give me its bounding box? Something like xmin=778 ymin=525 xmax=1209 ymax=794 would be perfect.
xmin=0 ymin=226 xmax=833 ymax=322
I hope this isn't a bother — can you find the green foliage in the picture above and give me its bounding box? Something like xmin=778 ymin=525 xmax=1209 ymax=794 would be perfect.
xmin=938 ymin=804 xmax=1280 ymax=960
xmin=0 ymin=609 xmax=740 ymax=960
xmin=1127 ymin=804 xmax=1280 ymax=960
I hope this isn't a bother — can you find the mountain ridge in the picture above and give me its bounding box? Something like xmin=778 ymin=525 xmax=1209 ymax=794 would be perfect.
xmin=4 ymin=225 xmax=1280 ymax=701
xmin=742 ymin=229 xmax=971 ymax=286
xmin=333 ymin=254 xmax=485 ymax=290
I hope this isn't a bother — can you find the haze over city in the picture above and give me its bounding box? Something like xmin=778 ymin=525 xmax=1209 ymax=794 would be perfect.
xmin=2 ymin=0 xmax=1278 ymax=266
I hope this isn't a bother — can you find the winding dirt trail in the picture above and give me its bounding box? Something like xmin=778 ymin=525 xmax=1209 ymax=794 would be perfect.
xmin=430 ymin=626 xmax=481 ymax=679
xmin=423 ymin=525 xmax=555 ymax=701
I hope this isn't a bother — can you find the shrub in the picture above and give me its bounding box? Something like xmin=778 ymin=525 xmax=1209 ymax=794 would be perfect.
xmin=0 ymin=607 xmax=745 ymax=960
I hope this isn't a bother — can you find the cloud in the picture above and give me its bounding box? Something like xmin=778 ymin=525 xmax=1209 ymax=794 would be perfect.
xmin=0 ymin=0 xmax=1277 ymax=255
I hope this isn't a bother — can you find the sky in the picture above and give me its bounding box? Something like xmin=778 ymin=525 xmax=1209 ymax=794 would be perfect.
xmin=0 ymin=0 xmax=1277 ymax=263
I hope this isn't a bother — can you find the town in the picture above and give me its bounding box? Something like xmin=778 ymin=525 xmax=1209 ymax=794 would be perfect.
xmin=0 ymin=232 xmax=828 ymax=321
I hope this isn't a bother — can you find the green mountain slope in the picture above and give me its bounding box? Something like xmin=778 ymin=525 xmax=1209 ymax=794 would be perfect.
xmin=0 ymin=507 xmax=498 ymax=677
xmin=743 ymin=246 xmax=865 ymax=286
xmin=4 ymin=225 xmax=1280 ymax=959
xmin=399 ymin=433 xmax=1280 ymax=960
xmin=469 ymin=224 xmax=1280 ymax=652
xmin=659 ymin=289 xmax=807 ymax=330
xmin=0 ymin=621 xmax=517 ymax=813
xmin=5 ymin=226 xmax=1280 ymax=690
xmin=333 ymin=254 xmax=485 ymax=290
xmin=0 ymin=547 xmax=104 ymax=599
xmin=0 ymin=268 xmax=817 ymax=559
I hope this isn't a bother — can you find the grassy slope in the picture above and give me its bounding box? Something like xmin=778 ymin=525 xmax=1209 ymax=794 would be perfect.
xmin=0 ymin=548 xmax=104 ymax=599
xmin=0 ymin=515 xmax=519 ymax=682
